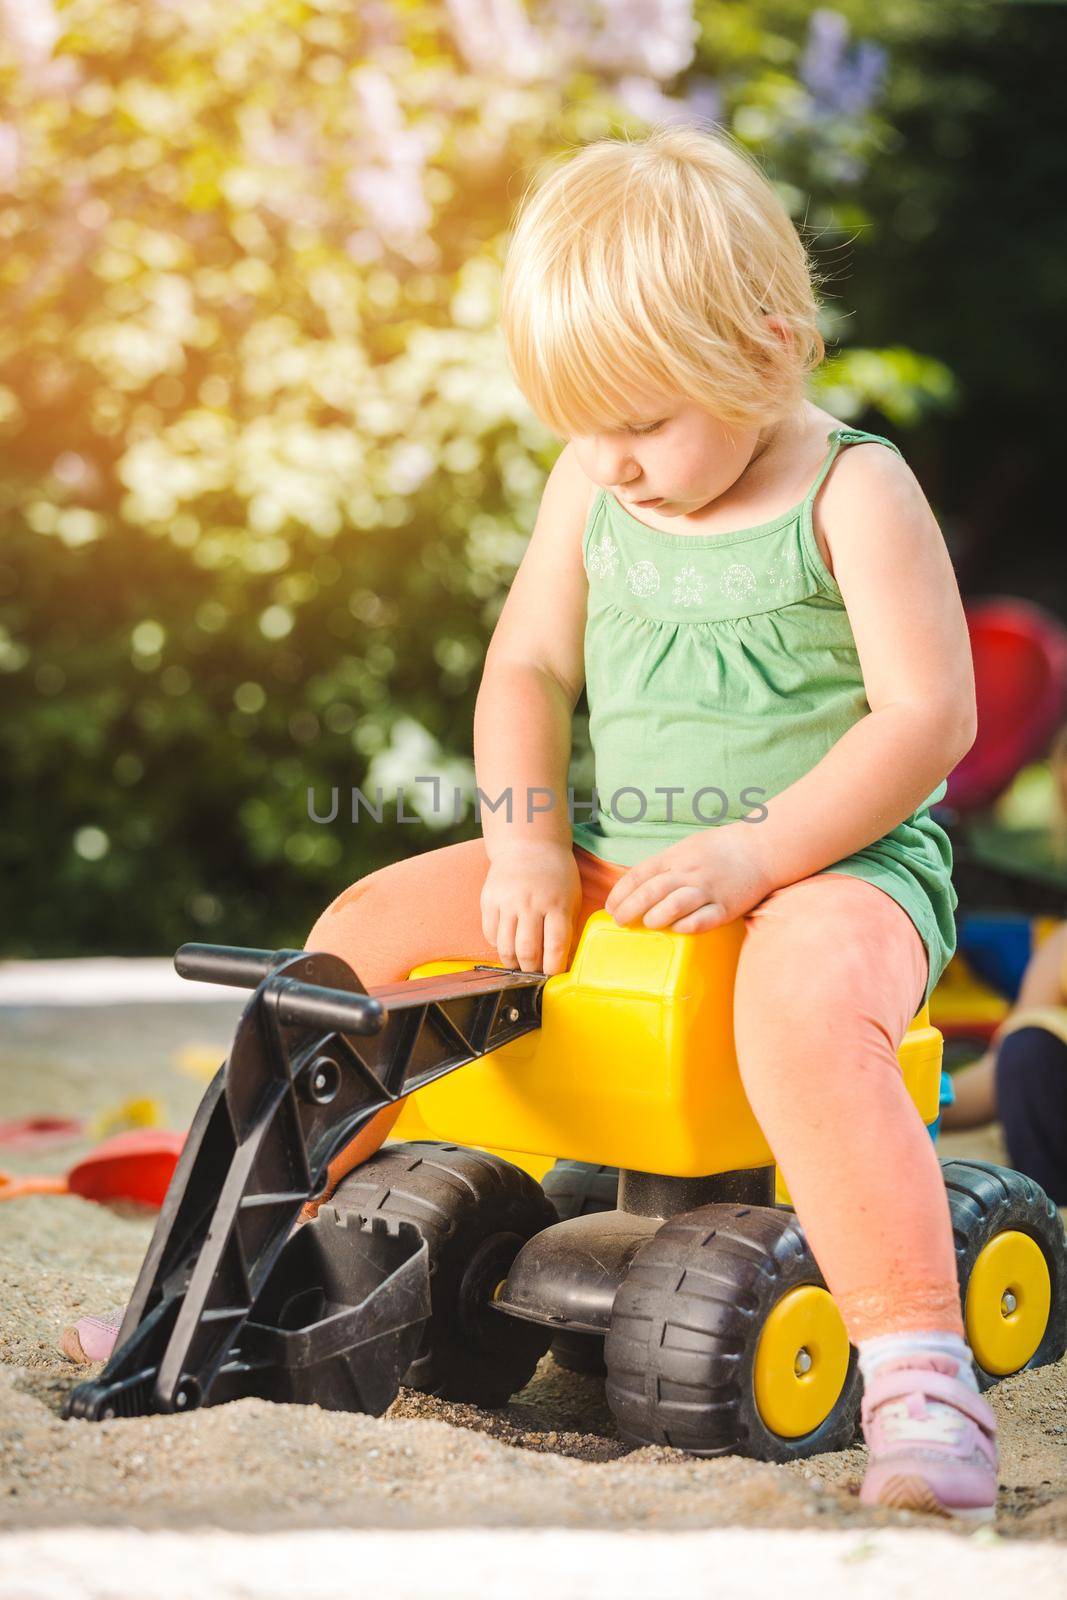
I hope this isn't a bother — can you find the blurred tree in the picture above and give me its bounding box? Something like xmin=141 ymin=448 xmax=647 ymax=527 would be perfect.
xmin=825 ymin=0 xmax=1067 ymax=611
xmin=0 ymin=0 xmax=1050 ymax=954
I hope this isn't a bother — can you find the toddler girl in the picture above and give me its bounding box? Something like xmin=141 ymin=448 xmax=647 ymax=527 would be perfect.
xmin=68 ymin=125 xmax=996 ymax=1520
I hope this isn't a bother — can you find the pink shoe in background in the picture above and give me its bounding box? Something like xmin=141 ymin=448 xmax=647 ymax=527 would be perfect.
xmin=859 ymin=1355 xmax=999 ymax=1521
xmin=58 ymin=1212 xmax=315 ymax=1366
xmin=61 ymin=1309 xmax=123 ymax=1365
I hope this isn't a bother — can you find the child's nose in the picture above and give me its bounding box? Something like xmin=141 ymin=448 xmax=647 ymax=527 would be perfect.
xmin=583 ymin=439 xmax=639 ymax=489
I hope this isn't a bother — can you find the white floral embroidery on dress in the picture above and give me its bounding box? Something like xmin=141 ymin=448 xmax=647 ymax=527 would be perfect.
xmin=720 ymin=562 xmax=758 ymax=605
xmin=672 ymin=564 xmax=706 ymax=608
xmin=767 ymin=548 xmax=803 ymax=600
xmin=587 ymin=531 xmax=620 ymax=580
xmin=626 ymin=559 xmax=661 ymax=598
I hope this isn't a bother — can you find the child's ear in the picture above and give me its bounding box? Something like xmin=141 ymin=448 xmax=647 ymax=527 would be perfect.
xmin=762 ymin=313 xmax=793 ymax=347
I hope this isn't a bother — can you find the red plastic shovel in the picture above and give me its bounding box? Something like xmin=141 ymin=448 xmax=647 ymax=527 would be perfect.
xmin=0 ymin=1128 xmax=185 ymax=1207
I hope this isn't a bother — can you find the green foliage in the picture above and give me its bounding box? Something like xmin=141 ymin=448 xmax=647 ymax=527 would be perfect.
xmin=813 ymin=347 xmax=957 ymax=428
xmin=2 ymin=0 xmax=1054 ymax=953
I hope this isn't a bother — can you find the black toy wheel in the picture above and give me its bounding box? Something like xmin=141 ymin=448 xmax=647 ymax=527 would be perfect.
xmin=542 ymin=1160 xmax=620 ymax=1219
xmin=942 ymin=1158 xmax=1067 ymax=1389
xmin=605 ymin=1203 xmax=861 ymax=1462
xmin=549 ymin=1328 xmax=608 ymax=1376
xmin=330 ymin=1141 xmax=557 ymax=1406
xmin=541 ymin=1161 xmax=620 ymax=1376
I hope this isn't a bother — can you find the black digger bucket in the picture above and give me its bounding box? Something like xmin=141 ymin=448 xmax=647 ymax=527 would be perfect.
xmin=64 ymin=942 xmax=545 ymax=1422
xmin=212 ymin=1213 xmax=430 ymax=1415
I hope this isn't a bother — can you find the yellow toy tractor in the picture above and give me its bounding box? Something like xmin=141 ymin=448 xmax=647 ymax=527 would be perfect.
xmin=65 ymin=910 xmax=1067 ymax=1461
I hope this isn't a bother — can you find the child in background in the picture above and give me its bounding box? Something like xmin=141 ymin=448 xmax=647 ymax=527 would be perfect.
xmin=943 ymin=921 xmax=1067 ymax=1201
xmin=941 ymin=722 xmax=1067 ymax=1201
xmin=66 ymin=126 xmax=996 ymax=1520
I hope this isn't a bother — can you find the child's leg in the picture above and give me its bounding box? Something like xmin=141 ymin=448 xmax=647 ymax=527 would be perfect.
xmin=305 ymin=840 xmax=620 ymax=981
xmin=995 ymin=1023 xmax=1067 ymax=1205
xmin=733 ymin=872 xmax=960 ymax=1341
xmin=733 ymin=873 xmax=998 ymax=1517
xmin=302 ymin=839 xmax=624 ymax=1206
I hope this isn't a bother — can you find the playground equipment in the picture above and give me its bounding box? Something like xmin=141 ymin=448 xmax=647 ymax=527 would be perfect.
xmin=64 ymin=912 xmax=1067 ymax=1461
xmin=944 ymin=597 xmax=1067 ymax=817
xmin=932 ymin=596 xmax=1067 ymax=1045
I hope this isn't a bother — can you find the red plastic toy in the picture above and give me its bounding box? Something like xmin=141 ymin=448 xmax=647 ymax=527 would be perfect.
xmin=946 ymin=597 xmax=1067 ymax=814
xmin=0 ymin=1129 xmax=184 ymax=1206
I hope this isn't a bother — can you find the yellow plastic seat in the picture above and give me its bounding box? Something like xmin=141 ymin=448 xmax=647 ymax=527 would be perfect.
xmin=391 ymin=908 xmax=942 ymax=1186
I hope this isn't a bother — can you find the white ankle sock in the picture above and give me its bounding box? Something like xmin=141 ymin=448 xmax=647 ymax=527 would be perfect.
xmin=857 ymin=1330 xmax=979 ymax=1393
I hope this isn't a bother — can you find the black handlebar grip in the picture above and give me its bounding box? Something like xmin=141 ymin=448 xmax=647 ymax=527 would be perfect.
xmin=174 ymin=944 xmax=298 ymax=989
xmin=173 ymin=945 xmax=386 ymax=1035
xmin=271 ymin=977 xmax=386 ymax=1037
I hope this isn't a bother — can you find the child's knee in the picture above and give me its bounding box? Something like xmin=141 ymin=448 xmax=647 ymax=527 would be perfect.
xmin=304 ymin=839 xmax=490 ymax=961
xmin=734 ymin=945 xmax=904 ymax=1107
xmin=734 ymin=925 xmax=844 ymax=1053
xmin=734 ymin=1008 xmax=834 ymax=1106
xmin=737 ymin=894 xmax=916 ymax=1045
xmin=304 ymin=861 xmax=401 ymax=952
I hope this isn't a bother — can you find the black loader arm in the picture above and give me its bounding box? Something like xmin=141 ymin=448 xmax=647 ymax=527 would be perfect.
xmin=64 ymin=945 xmax=545 ymax=1421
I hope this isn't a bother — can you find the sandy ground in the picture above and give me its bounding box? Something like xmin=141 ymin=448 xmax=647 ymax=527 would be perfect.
xmin=1 ymin=995 xmax=1066 ymax=1580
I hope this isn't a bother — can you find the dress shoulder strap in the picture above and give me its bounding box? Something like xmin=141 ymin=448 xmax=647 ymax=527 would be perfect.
xmin=804 ymin=427 xmax=904 ymax=507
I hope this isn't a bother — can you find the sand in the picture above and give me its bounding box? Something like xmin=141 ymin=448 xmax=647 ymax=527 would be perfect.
xmin=1 ymin=996 xmax=1065 ymax=1560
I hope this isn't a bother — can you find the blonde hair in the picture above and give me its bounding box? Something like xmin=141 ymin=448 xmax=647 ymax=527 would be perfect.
xmin=500 ymin=125 xmax=825 ymax=437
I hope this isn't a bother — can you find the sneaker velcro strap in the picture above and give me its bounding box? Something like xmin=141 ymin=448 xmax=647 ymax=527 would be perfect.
xmin=861 ymin=1368 xmax=997 ymax=1435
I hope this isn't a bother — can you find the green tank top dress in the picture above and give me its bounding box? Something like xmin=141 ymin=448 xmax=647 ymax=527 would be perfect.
xmin=570 ymin=426 xmax=958 ymax=1012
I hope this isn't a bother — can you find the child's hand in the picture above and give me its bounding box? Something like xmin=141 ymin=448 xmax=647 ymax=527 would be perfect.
xmin=604 ymin=825 xmax=774 ymax=933
xmin=481 ymin=840 xmax=582 ymax=975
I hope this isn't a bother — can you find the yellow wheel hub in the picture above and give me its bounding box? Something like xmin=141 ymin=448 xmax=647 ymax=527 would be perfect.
xmin=753 ymin=1285 xmax=850 ymax=1439
xmin=965 ymin=1230 xmax=1051 ymax=1376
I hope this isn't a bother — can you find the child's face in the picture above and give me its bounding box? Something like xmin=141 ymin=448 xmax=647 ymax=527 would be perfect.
xmin=568 ymin=396 xmax=764 ymax=517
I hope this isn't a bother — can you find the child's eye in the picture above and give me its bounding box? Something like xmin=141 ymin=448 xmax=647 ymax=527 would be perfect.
xmin=629 ymin=419 xmax=666 ymax=436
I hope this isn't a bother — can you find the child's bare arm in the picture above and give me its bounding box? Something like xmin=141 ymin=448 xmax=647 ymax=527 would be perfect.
xmin=1014 ymin=922 xmax=1067 ymax=1009
xmin=474 ymin=442 xmax=592 ymax=855
xmin=939 ymin=1052 xmax=998 ymax=1130
xmin=473 ymin=443 xmax=593 ymax=972
xmin=743 ymin=444 xmax=978 ymax=893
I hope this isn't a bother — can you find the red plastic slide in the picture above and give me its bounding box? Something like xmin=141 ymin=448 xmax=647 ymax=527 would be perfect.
xmin=946 ymin=597 xmax=1067 ymax=814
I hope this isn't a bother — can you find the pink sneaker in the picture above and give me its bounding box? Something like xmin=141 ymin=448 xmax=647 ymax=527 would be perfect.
xmin=859 ymin=1355 xmax=998 ymax=1521
xmin=58 ymin=1214 xmax=314 ymax=1365
xmin=61 ymin=1309 xmax=123 ymax=1365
